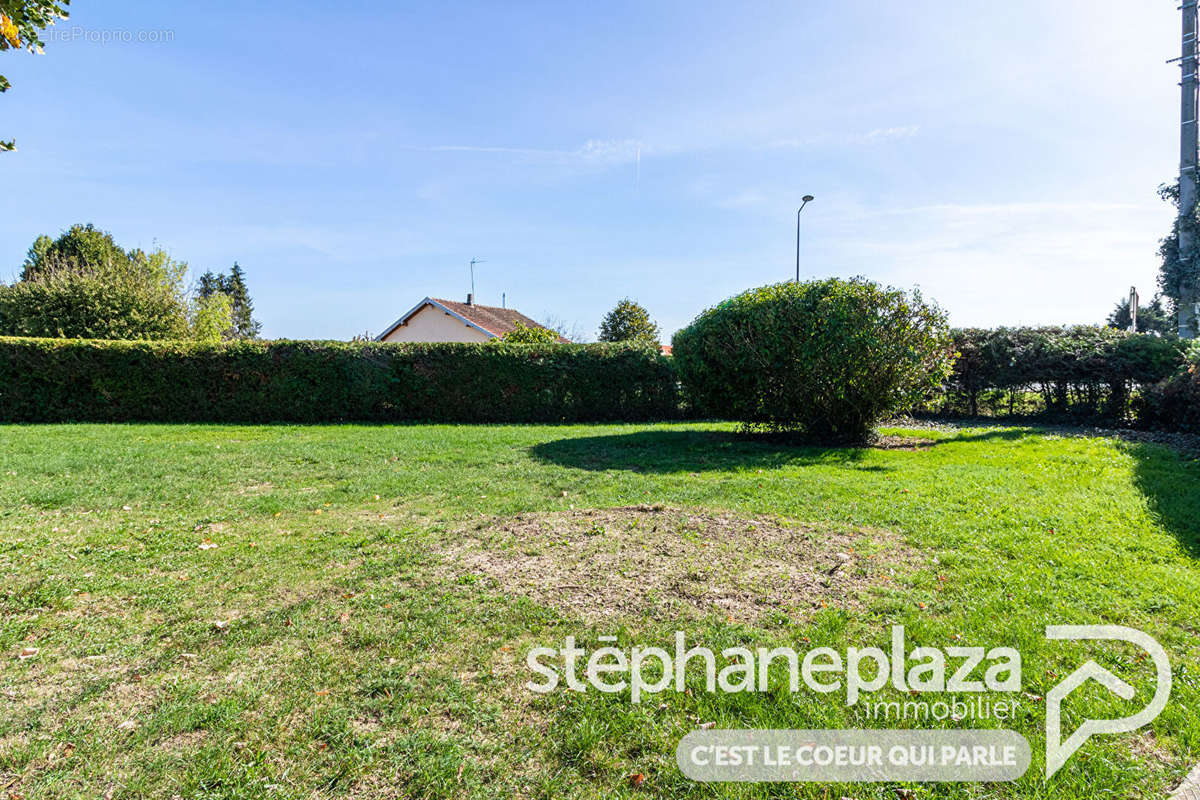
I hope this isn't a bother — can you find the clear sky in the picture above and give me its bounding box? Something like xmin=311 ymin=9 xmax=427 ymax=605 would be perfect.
xmin=0 ymin=1 xmax=1185 ymax=339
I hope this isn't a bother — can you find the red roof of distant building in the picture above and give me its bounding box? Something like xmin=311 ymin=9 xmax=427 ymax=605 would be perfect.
xmin=376 ymin=296 xmax=570 ymax=343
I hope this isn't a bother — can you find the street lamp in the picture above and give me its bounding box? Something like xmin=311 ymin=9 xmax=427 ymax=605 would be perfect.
xmin=796 ymin=195 xmax=815 ymax=283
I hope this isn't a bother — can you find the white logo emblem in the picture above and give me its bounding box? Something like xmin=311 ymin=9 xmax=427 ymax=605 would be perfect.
xmin=1045 ymin=626 xmax=1172 ymax=779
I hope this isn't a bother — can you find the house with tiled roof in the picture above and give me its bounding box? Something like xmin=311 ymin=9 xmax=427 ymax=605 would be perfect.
xmin=375 ymin=295 xmax=569 ymax=343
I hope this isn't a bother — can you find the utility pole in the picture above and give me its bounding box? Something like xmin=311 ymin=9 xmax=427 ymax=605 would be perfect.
xmin=1130 ymin=286 xmax=1140 ymax=333
xmin=1178 ymin=1 xmax=1199 ymax=338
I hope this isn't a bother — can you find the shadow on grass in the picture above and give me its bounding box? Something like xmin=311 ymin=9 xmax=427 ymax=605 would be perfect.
xmin=1127 ymin=441 xmax=1200 ymax=559
xmin=528 ymin=429 xmax=888 ymax=474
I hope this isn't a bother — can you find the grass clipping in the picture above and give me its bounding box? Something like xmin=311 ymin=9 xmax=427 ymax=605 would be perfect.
xmin=441 ymin=506 xmax=916 ymax=624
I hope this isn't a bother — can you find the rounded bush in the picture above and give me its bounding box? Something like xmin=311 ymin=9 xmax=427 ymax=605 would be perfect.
xmin=672 ymin=278 xmax=954 ymax=441
xmin=1136 ymin=344 xmax=1200 ymax=432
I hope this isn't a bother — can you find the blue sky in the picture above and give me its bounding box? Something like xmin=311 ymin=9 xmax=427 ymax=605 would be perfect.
xmin=0 ymin=1 xmax=1183 ymax=339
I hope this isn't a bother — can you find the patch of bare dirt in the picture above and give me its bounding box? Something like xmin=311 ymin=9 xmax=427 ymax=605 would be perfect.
xmin=158 ymin=730 xmax=209 ymax=751
xmin=871 ymin=435 xmax=936 ymax=451
xmin=439 ymin=506 xmax=919 ymax=625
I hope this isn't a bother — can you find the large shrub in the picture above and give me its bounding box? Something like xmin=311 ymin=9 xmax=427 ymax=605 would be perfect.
xmin=0 ymin=337 xmax=680 ymax=423
xmin=1136 ymin=342 xmax=1200 ymax=431
xmin=672 ymin=279 xmax=953 ymax=441
xmin=499 ymin=322 xmax=560 ymax=344
xmin=939 ymin=327 xmax=1184 ymax=420
xmin=0 ymin=224 xmax=228 ymax=341
xmin=0 ymin=262 xmax=190 ymax=340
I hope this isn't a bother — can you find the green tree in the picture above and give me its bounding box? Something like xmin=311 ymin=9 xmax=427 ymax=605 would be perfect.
xmin=0 ymin=253 xmax=191 ymax=340
xmin=196 ymin=270 xmax=222 ymax=300
xmin=190 ymin=292 xmax=234 ymax=343
xmin=598 ymin=298 xmax=660 ymax=345
xmin=21 ymin=224 xmax=132 ymax=281
xmin=499 ymin=322 xmax=559 ymax=344
xmin=191 ymin=263 xmax=261 ymax=339
xmin=224 ymin=262 xmax=261 ymax=339
xmin=0 ymin=224 xmax=220 ymax=341
xmin=1107 ymin=293 xmax=1174 ymax=335
xmin=1156 ymin=182 xmax=1198 ymax=322
xmin=1 ymin=1 xmax=70 ymax=151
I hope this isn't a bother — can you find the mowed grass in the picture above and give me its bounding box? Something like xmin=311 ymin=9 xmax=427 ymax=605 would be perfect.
xmin=0 ymin=422 xmax=1198 ymax=800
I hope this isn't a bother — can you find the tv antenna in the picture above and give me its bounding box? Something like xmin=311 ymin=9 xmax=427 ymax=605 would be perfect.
xmin=469 ymin=258 xmax=486 ymax=301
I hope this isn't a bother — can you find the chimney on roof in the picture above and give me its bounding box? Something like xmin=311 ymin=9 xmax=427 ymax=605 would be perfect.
xmin=466 ymin=293 xmax=473 ymax=305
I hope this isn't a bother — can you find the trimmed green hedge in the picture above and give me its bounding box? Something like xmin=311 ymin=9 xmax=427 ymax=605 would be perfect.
xmin=1136 ymin=345 xmax=1200 ymax=432
xmin=0 ymin=337 xmax=681 ymax=423
xmin=935 ymin=327 xmax=1184 ymax=420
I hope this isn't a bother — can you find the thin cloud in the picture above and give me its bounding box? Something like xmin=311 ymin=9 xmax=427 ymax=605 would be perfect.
xmin=771 ymin=124 xmax=920 ymax=149
xmin=398 ymin=138 xmax=643 ymax=166
xmin=855 ymin=125 xmax=920 ymax=143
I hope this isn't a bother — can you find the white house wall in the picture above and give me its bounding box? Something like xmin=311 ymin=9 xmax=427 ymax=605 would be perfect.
xmin=379 ymin=303 xmax=492 ymax=343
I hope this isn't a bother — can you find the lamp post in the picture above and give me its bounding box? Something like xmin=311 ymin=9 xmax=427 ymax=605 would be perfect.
xmin=796 ymin=195 xmax=814 ymax=282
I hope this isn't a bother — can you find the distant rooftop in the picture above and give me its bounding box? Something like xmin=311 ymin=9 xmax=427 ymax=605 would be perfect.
xmin=377 ymin=296 xmax=569 ymax=342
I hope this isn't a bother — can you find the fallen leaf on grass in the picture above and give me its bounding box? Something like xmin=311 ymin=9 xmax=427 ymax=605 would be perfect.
xmin=117 ymin=719 xmax=138 ymax=731
xmin=198 ymin=541 xmax=218 ymax=550
xmin=17 ymin=647 xmax=38 ymax=660
xmin=628 ymin=773 xmax=645 ymax=788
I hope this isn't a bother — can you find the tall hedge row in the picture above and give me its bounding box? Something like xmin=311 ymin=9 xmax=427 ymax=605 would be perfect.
xmin=0 ymin=337 xmax=681 ymax=423
xmin=1136 ymin=345 xmax=1200 ymax=432
xmin=936 ymin=327 xmax=1184 ymax=420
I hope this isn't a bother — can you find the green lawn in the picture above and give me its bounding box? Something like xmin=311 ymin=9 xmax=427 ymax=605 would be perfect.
xmin=0 ymin=422 xmax=1197 ymax=799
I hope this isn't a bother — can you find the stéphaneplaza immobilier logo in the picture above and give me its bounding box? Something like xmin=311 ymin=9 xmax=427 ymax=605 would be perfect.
xmin=524 ymin=624 xmax=1172 ymax=783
